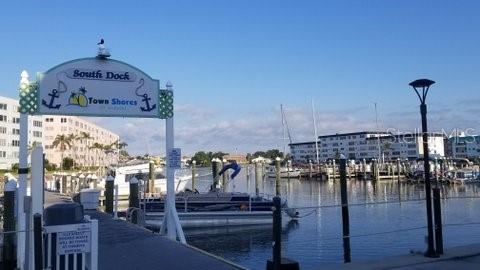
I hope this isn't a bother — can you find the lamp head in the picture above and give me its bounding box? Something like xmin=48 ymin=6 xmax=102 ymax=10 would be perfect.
xmin=409 ymin=79 xmax=435 ymax=88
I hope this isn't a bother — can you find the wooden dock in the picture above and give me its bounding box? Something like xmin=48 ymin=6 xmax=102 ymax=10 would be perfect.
xmin=46 ymin=192 xmax=245 ymax=270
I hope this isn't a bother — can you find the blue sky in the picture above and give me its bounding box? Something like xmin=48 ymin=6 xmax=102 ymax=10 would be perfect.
xmin=1 ymin=1 xmax=479 ymax=155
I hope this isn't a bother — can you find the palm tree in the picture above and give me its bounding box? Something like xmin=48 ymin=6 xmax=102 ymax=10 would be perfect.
xmin=111 ymin=140 xmax=128 ymax=163
xmin=103 ymin=143 xmax=117 ymax=166
xmin=77 ymin=131 xmax=93 ymax=168
xmin=52 ymin=134 xmax=73 ymax=170
xmin=89 ymin=143 xmax=105 ymax=168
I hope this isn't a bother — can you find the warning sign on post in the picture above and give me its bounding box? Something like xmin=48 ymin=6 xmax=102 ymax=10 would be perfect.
xmin=168 ymin=148 xmax=181 ymax=169
xmin=57 ymin=226 xmax=91 ymax=255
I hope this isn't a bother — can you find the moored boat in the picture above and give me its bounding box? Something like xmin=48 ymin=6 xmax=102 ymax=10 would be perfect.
xmin=141 ymin=190 xmax=276 ymax=228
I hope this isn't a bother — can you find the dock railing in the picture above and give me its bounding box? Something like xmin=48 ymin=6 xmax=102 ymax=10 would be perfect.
xmin=43 ymin=215 xmax=98 ymax=270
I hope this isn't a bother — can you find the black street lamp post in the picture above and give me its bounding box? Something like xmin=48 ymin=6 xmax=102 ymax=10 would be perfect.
xmin=409 ymin=79 xmax=441 ymax=257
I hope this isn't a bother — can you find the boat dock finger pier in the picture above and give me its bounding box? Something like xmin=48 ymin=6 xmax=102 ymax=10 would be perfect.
xmin=47 ymin=192 xmax=245 ymax=270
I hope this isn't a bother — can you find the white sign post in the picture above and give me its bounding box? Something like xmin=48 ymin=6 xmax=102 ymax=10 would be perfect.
xmin=17 ymin=52 xmax=182 ymax=267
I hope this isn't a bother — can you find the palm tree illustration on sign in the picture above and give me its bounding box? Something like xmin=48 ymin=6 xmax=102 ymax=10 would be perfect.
xmin=68 ymin=86 xmax=88 ymax=107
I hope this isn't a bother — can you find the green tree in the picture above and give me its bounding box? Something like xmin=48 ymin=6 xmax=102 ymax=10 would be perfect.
xmin=52 ymin=134 xmax=73 ymax=170
xmin=11 ymin=163 xmax=19 ymax=172
xmin=190 ymin=151 xmax=228 ymax=166
xmin=44 ymin=159 xmax=57 ymax=171
xmin=77 ymin=131 xmax=93 ymax=168
xmin=89 ymin=143 xmax=105 ymax=168
xmin=62 ymin=157 xmax=74 ymax=170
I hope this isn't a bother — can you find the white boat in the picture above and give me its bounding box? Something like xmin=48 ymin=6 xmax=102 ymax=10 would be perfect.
xmin=266 ymin=166 xmax=301 ymax=178
xmin=445 ymin=169 xmax=479 ymax=184
xmin=100 ymin=163 xmax=191 ymax=196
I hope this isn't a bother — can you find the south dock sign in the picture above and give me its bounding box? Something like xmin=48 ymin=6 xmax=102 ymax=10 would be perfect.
xmin=25 ymin=58 xmax=172 ymax=118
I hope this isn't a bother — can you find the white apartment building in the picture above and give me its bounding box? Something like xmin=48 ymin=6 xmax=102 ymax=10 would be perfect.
xmin=449 ymin=135 xmax=480 ymax=159
xmin=367 ymin=133 xmax=445 ymax=160
xmin=0 ymin=96 xmax=43 ymax=170
xmin=43 ymin=116 xmax=119 ymax=167
xmin=290 ymin=131 xmax=445 ymax=163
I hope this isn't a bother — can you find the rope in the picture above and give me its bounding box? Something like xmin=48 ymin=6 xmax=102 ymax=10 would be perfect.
xmin=286 ymin=196 xmax=480 ymax=211
xmin=313 ymin=221 xmax=480 ymax=242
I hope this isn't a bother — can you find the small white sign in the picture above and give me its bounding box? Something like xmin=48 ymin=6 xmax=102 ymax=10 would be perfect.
xmin=57 ymin=226 xmax=91 ymax=255
xmin=168 ymin=148 xmax=181 ymax=169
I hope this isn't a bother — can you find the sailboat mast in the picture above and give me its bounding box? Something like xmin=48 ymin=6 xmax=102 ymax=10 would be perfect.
xmin=281 ymin=104 xmax=287 ymax=159
xmin=375 ymin=102 xmax=381 ymax=162
xmin=312 ymin=100 xmax=320 ymax=165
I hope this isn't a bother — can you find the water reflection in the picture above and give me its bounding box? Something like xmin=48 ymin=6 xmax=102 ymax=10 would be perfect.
xmin=186 ymin=167 xmax=480 ymax=270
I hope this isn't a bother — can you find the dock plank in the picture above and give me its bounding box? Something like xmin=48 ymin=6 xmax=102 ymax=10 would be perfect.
xmin=87 ymin=210 xmax=242 ymax=270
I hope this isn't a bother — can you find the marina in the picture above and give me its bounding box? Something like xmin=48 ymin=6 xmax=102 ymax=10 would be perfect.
xmin=183 ymin=167 xmax=480 ymax=269
xmin=1 ymin=2 xmax=480 ymax=270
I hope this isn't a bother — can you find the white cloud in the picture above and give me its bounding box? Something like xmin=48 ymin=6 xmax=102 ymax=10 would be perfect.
xmin=89 ymin=98 xmax=479 ymax=156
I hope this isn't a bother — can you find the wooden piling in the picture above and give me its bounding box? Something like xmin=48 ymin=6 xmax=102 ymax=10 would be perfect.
xmin=191 ymin=160 xmax=196 ymax=191
xmin=149 ymin=161 xmax=155 ymax=194
xmin=339 ymin=157 xmax=351 ymax=263
xmin=129 ymin=176 xmax=140 ymax=224
xmin=255 ymin=161 xmax=260 ymax=196
xmin=273 ymin=197 xmax=282 ymax=270
xmin=275 ymin=157 xmax=281 ymax=196
xmin=105 ymin=175 xmax=114 ymax=214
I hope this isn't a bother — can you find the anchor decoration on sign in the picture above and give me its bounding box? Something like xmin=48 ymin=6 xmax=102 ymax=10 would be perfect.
xmin=42 ymin=77 xmax=67 ymax=109
xmin=135 ymin=78 xmax=156 ymax=112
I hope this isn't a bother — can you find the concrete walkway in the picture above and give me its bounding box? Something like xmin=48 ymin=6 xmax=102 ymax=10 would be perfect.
xmin=327 ymin=244 xmax=480 ymax=270
xmin=45 ymin=192 xmax=244 ymax=270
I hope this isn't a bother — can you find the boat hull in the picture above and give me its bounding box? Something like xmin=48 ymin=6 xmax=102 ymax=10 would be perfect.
xmin=144 ymin=211 xmax=272 ymax=229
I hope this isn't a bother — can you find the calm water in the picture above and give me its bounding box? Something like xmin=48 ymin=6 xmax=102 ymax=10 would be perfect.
xmin=184 ymin=166 xmax=480 ymax=270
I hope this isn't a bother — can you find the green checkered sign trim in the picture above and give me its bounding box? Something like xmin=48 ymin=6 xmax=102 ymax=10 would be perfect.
xmin=19 ymin=83 xmax=39 ymax=114
xmin=159 ymin=90 xmax=174 ymax=118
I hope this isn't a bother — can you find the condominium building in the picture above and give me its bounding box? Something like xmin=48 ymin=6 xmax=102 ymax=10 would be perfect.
xmin=0 ymin=96 xmax=43 ymax=170
xmin=290 ymin=131 xmax=445 ymax=163
xmin=366 ymin=133 xmax=445 ymax=160
xmin=449 ymin=134 xmax=480 ymax=159
xmin=43 ymin=116 xmax=119 ymax=167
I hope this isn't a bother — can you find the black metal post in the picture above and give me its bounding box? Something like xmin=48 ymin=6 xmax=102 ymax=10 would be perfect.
xmin=272 ymin=196 xmax=282 ymax=270
xmin=33 ymin=213 xmax=43 ymax=270
xmin=433 ymin=187 xmax=444 ymax=254
xmin=339 ymin=158 xmax=351 ymax=263
xmin=105 ymin=176 xmax=114 ymax=214
xmin=420 ymin=103 xmax=437 ymax=257
xmin=129 ymin=178 xmax=140 ymax=224
xmin=2 ymin=180 xmax=16 ymax=270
